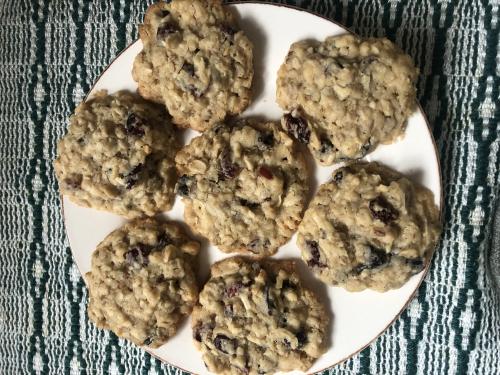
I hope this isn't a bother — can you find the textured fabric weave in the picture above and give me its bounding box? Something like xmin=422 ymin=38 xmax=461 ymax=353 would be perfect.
xmin=0 ymin=0 xmax=498 ymax=374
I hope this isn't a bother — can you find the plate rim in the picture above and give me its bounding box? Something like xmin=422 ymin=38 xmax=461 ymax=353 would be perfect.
xmin=61 ymin=2 xmax=444 ymax=373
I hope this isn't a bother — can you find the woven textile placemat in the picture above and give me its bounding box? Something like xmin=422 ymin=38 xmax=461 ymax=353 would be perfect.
xmin=0 ymin=0 xmax=498 ymax=374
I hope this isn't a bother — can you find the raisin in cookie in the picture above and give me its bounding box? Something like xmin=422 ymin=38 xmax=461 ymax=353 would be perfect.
xmin=192 ymin=256 xmax=328 ymax=375
xmin=54 ymin=90 xmax=178 ymax=218
xmin=133 ymin=0 xmax=253 ymax=131
xmin=277 ymin=34 xmax=418 ymax=165
xmin=86 ymin=218 xmax=200 ymax=348
xmin=175 ymin=120 xmax=308 ymax=257
xmin=298 ymin=162 xmax=441 ymax=292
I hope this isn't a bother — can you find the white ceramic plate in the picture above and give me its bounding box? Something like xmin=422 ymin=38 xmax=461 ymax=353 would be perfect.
xmin=63 ymin=3 xmax=442 ymax=374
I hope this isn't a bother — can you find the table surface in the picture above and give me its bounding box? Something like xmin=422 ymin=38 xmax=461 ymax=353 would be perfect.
xmin=0 ymin=1 xmax=498 ymax=374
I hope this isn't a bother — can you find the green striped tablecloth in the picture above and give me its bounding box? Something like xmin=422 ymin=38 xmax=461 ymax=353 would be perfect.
xmin=0 ymin=0 xmax=498 ymax=374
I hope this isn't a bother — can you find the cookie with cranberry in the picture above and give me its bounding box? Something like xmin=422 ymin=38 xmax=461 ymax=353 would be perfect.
xmin=133 ymin=0 xmax=253 ymax=131
xmin=86 ymin=218 xmax=200 ymax=348
xmin=298 ymin=162 xmax=441 ymax=291
xmin=277 ymin=34 xmax=418 ymax=165
xmin=192 ymin=256 xmax=328 ymax=374
xmin=175 ymin=120 xmax=308 ymax=257
xmin=54 ymin=90 xmax=178 ymax=218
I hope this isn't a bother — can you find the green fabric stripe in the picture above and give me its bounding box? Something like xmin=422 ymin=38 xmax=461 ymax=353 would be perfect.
xmin=453 ymin=72 xmax=499 ymax=372
xmin=65 ymin=248 xmax=87 ymax=375
xmin=26 ymin=0 xmax=51 ymax=374
xmin=404 ymin=282 xmax=429 ymax=374
xmin=64 ymin=1 xmax=91 ymax=373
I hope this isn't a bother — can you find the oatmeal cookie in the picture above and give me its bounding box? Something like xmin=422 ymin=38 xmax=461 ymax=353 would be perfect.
xmin=133 ymin=0 xmax=253 ymax=131
xmin=175 ymin=120 xmax=308 ymax=257
xmin=54 ymin=90 xmax=178 ymax=218
xmin=192 ymin=256 xmax=328 ymax=374
xmin=86 ymin=218 xmax=200 ymax=348
xmin=277 ymin=34 xmax=418 ymax=165
xmin=298 ymin=162 xmax=441 ymax=291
